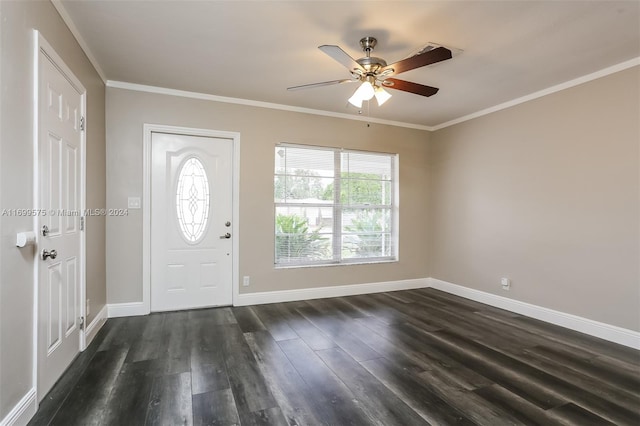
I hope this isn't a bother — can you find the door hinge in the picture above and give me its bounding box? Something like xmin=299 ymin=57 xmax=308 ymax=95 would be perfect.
xmin=79 ymin=316 xmax=85 ymax=330
xmin=80 ymin=216 xmax=85 ymax=231
xmin=80 ymin=116 xmax=85 ymax=131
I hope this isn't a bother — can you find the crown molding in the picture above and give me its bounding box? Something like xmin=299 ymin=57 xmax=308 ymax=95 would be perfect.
xmin=431 ymin=56 xmax=640 ymax=131
xmin=105 ymin=80 xmax=434 ymax=131
xmin=51 ymin=0 xmax=107 ymax=82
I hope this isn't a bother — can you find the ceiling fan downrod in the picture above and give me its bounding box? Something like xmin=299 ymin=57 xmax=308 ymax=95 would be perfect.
xmin=360 ymin=36 xmax=377 ymax=57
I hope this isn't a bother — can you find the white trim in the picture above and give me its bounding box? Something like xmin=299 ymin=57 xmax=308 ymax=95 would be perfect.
xmin=0 ymin=388 xmax=37 ymax=426
xmin=431 ymin=57 xmax=640 ymax=130
xmin=142 ymin=124 xmax=240 ymax=314
xmin=31 ymin=29 xmax=39 ymax=417
xmin=33 ymin=29 xmax=88 ymax=403
xmin=107 ymin=81 xmax=432 ymax=131
xmin=84 ymin=305 xmax=107 ymax=347
xmin=107 ymin=302 xmax=147 ymax=318
xmin=234 ymin=278 xmax=429 ymax=306
xmin=107 ymin=58 xmax=639 ymax=132
xmin=428 ymin=278 xmax=640 ymax=350
xmin=50 ymin=0 xmax=107 ymax=82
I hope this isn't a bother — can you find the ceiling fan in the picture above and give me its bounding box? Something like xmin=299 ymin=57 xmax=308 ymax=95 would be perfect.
xmin=287 ymin=36 xmax=453 ymax=108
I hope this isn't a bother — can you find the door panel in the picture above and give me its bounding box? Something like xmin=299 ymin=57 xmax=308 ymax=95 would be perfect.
xmin=151 ymin=133 xmax=233 ymax=311
xmin=38 ymin=49 xmax=83 ymax=399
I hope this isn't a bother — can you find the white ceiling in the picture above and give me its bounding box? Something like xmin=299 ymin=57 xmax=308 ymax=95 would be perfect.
xmin=56 ymin=0 xmax=640 ymax=128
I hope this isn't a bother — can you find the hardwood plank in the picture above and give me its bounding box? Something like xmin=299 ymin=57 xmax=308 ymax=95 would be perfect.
xmin=103 ymin=359 xmax=156 ymax=426
xmin=513 ymin=346 xmax=640 ymax=413
xmin=526 ymin=344 xmax=640 ymax=395
xmin=190 ymin=320 xmax=227 ymax=368
xmin=316 ymin=347 xmax=429 ymax=425
xmin=49 ymin=347 xmax=128 ymax=426
xmin=549 ymin=403 xmax=617 ymax=426
xmin=98 ymin=315 xmax=148 ymax=352
xmin=486 ymin=310 xmax=640 ymax=365
xmin=244 ymin=330 xmax=329 ymax=425
xmin=353 ymin=316 xmax=493 ymax=388
xmin=278 ymin=338 xmax=374 ymax=425
xmin=340 ymin=293 xmax=412 ymax=324
xmin=146 ymin=372 xmax=193 ymax=426
xmin=418 ymin=288 xmax=519 ymax=317
xmin=158 ymin=310 xmax=191 ymax=375
xmin=125 ymin=313 xmax=166 ymax=363
xmin=296 ymin=302 xmax=381 ymax=362
xmin=275 ymin=301 xmax=336 ymax=350
xmin=232 ymin=306 xmax=267 ymax=333
xmin=188 ymin=306 xmax=237 ymax=326
xmin=189 ymin=316 xmax=232 ymax=395
xmin=360 ymin=357 xmax=476 ymax=425
xmin=382 ymin=290 xmax=416 ymax=304
xmin=219 ymin=324 xmax=278 ymax=423
xmin=251 ymin=303 xmax=299 ymax=341
xmin=244 ymin=406 xmax=289 ymax=426
xmin=191 ymin=362 xmax=230 ymax=395
xmin=473 ymin=384 xmax=567 ymax=426
xmin=415 ymin=368 xmax=526 ymax=425
xmin=396 ymin=324 xmax=567 ymax=410
xmin=192 ymin=388 xmax=239 ymax=426
xmin=412 ymin=326 xmax=640 ymax=425
xmin=310 ymin=296 xmax=370 ymax=319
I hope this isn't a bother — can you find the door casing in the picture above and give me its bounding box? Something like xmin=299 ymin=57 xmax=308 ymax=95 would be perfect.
xmin=33 ymin=30 xmax=87 ymax=402
xmin=142 ymin=124 xmax=240 ymax=314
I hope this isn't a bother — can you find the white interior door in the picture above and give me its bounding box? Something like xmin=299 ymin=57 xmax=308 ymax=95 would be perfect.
xmin=151 ymin=132 xmax=233 ymax=311
xmin=37 ymin=46 xmax=84 ymax=399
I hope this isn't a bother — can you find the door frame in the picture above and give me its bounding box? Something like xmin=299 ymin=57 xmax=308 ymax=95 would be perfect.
xmin=32 ymin=30 xmax=87 ymax=402
xmin=142 ymin=124 xmax=240 ymax=314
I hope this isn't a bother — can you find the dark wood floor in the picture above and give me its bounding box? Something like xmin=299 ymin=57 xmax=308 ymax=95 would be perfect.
xmin=29 ymin=288 xmax=639 ymax=426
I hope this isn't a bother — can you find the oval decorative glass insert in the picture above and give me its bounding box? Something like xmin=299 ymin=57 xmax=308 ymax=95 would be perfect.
xmin=176 ymin=157 xmax=210 ymax=242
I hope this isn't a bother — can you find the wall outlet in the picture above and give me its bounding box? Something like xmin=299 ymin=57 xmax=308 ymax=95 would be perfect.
xmin=243 ymin=276 xmax=250 ymax=287
xmin=86 ymin=299 xmax=90 ymax=316
xmin=501 ymin=278 xmax=511 ymax=291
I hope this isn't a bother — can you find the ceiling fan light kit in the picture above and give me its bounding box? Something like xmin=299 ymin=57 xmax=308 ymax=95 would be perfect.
xmin=288 ymin=36 xmax=453 ymax=109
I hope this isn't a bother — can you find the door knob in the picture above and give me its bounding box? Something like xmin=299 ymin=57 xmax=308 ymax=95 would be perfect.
xmin=41 ymin=249 xmax=57 ymax=260
xmin=219 ymin=233 xmax=231 ymax=239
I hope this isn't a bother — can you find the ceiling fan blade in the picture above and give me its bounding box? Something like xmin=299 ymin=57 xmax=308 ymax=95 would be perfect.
xmin=382 ymin=46 xmax=452 ymax=76
xmin=318 ymin=45 xmax=364 ymax=72
xmin=382 ymin=78 xmax=439 ymax=97
xmin=287 ymin=79 xmax=355 ymax=91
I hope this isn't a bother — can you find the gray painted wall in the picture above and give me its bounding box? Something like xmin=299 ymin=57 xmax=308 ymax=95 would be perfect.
xmin=429 ymin=66 xmax=640 ymax=331
xmin=0 ymin=1 xmax=106 ymax=419
xmin=105 ymin=88 xmax=432 ymax=304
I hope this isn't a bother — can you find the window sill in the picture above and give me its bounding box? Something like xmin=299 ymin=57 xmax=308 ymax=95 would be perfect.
xmin=274 ymin=258 xmax=398 ymax=270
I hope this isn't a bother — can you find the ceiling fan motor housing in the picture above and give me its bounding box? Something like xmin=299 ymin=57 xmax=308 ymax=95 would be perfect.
xmin=356 ymin=37 xmax=387 ymax=74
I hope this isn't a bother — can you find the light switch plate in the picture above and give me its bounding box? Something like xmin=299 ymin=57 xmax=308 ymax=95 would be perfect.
xmin=128 ymin=197 xmax=141 ymax=209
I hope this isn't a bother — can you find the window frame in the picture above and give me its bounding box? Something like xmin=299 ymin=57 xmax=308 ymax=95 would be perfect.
xmin=274 ymin=143 xmax=399 ymax=268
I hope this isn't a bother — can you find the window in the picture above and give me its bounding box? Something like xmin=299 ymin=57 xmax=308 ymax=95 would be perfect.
xmin=274 ymin=144 xmax=397 ymax=267
xmin=176 ymin=157 xmax=210 ymax=243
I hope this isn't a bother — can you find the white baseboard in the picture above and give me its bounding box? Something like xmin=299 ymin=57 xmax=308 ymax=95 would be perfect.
xmin=84 ymin=305 xmax=107 ymax=347
xmin=234 ymin=278 xmax=429 ymax=306
xmin=428 ymin=278 xmax=640 ymax=350
xmin=0 ymin=388 xmax=36 ymax=426
xmin=107 ymin=301 xmax=148 ymax=318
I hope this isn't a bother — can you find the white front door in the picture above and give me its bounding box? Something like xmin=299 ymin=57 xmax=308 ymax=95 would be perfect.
xmin=151 ymin=132 xmax=233 ymax=311
xmin=37 ymin=44 xmax=84 ymax=398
